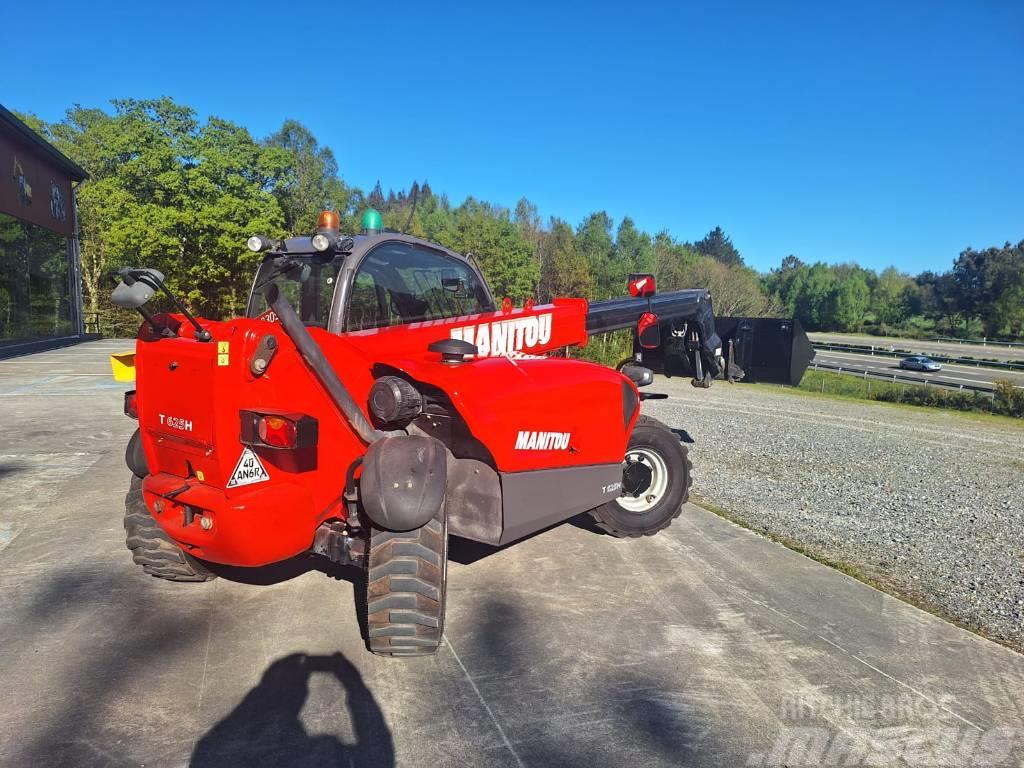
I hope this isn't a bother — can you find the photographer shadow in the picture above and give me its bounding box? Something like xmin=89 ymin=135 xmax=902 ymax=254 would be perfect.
xmin=191 ymin=652 xmax=394 ymax=768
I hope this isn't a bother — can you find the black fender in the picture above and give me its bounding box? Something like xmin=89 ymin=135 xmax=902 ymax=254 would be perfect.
xmin=360 ymin=434 xmax=447 ymax=531
xmin=125 ymin=428 xmax=149 ymax=478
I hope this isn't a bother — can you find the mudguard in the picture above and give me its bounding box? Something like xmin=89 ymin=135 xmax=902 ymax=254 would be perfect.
xmin=360 ymin=434 xmax=447 ymax=531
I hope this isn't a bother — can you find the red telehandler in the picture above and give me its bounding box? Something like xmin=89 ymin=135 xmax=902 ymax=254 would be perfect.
xmin=112 ymin=211 xmax=731 ymax=656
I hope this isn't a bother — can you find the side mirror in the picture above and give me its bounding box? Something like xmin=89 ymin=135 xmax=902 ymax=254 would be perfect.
xmin=619 ymin=364 xmax=655 ymax=388
xmin=111 ymin=268 xmax=165 ymax=309
xmin=637 ymin=311 xmax=661 ymax=349
xmin=441 ymin=277 xmax=466 ymax=294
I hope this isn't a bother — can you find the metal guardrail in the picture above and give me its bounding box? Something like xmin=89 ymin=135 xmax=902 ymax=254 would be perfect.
xmin=812 ymin=343 xmax=1024 ymax=372
xmin=811 ymin=361 xmax=996 ymax=397
xmin=930 ymin=336 xmax=1024 ymax=349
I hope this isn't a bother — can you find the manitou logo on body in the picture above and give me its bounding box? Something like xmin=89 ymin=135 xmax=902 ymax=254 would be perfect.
xmin=227 ymin=447 xmax=269 ymax=488
xmin=159 ymin=414 xmax=193 ymax=432
xmin=450 ymin=313 xmax=553 ymax=357
xmin=515 ymin=431 xmax=571 ymax=451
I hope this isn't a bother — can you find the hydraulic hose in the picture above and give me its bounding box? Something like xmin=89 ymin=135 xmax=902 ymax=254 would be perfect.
xmin=264 ymin=283 xmax=385 ymax=445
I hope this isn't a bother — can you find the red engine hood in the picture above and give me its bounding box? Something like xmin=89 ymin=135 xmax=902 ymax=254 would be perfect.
xmin=384 ymin=355 xmax=638 ymax=473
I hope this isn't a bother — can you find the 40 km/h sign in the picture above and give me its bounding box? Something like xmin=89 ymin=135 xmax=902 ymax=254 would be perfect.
xmin=227 ymin=447 xmax=269 ymax=488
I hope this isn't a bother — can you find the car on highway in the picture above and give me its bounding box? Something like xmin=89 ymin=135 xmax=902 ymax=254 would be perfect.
xmin=899 ymin=355 xmax=942 ymax=372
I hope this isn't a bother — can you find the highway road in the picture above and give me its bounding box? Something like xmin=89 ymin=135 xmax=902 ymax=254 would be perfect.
xmin=810 ymin=332 xmax=1024 ymax=363
xmin=811 ymin=349 xmax=1024 ymax=390
xmin=2 ymin=341 xmax=1022 ymax=767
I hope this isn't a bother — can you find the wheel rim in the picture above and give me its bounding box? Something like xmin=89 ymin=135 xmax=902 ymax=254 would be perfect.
xmin=618 ymin=447 xmax=669 ymax=513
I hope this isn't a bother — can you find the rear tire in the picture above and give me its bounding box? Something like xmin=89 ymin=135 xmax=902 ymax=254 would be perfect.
xmin=366 ymin=508 xmax=447 ymax=657
xmin=589 ymin=415 xmax=691 ymax=538
xmin=124 ymin=475 xmax=216 ymax=582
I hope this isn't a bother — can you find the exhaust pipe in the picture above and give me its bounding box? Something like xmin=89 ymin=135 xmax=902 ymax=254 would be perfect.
xmin=264 ymin=284 xmax=385 ymax=445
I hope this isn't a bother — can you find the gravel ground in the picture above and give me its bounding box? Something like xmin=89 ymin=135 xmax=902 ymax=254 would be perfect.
xmin=643 ymin=376 xmax=1024 ymax=651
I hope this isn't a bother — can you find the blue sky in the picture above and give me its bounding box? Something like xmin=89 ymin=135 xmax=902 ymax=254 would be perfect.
xmin=4 ymin=1 xmax=1022 ymax=273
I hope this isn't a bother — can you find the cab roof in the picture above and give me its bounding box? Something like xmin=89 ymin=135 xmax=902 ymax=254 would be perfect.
xmin=267 ymin=231 xmax=475 ymax=268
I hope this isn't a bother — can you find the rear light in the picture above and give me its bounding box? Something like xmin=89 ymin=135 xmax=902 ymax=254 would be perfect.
xmin=240 ymin=410 xmax=318 ymax=450
xmin=259 ymin=415 xmax=297 ymax=447
xmin=124 ymin=390 xmax=138 ymax=419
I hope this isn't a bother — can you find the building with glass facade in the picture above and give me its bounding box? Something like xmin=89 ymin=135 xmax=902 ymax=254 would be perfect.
xmin=0 ymin=104 xmax=88 ymax=356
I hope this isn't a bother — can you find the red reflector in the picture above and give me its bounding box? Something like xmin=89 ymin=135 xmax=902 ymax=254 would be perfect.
xmin=258 ymin=415 xmax=297 ymax=448
xmin=637 ymin=312 xmax=661 ymax=349
xmin=629 ymin=275 xmax=656 ymax=297
xmin=124 ymin=390 xmax=138 ymax=419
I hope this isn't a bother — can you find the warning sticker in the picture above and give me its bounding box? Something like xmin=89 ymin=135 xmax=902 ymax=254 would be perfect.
xmin=257 ymin=309 xmax=279 ymax=323
xmin=227 ymin=447 xmax=269 ymax=488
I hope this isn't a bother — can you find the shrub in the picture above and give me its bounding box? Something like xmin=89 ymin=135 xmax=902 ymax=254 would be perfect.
xmin=993 ymin=380 xmax=1024 ymax=418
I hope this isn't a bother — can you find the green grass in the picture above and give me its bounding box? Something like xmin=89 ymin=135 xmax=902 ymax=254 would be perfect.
xmin=772 ymin=370 xmax=1024 ymax=423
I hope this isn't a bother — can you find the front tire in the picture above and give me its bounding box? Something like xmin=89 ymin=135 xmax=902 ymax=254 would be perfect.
xmin=589 ymin=415 xmax=691 ymax=538
xmin=366 ymin=508 xmax=447 ymax=657
xmin=124 ymin=476 xmax=216 ymax=582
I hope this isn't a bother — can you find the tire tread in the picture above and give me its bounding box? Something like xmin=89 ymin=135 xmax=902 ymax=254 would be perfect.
xmin=589 ymin=415 xmax=692 ymax=538
xmin=123 ymin=476 xmax=216 ymax=583
xmin=366 ymin=512 xmax=446 ymax=657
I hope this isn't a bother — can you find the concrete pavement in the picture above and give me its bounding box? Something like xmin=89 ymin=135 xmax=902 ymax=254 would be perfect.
xmin=1 ymin=341 xmax=1022 ymax=767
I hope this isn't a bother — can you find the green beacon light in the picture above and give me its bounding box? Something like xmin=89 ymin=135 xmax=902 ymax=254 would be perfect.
xmin=361 ymin=208 xmax=383 ymax=234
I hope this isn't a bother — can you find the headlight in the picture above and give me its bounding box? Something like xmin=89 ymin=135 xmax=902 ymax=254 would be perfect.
xmin=247 ymin=235 xmax=271 ymax=252
xmin=311 ymin=233 xmax=331 ymax=252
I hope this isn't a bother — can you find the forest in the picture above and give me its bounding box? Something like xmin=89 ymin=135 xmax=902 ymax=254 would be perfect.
xmin=17 ymin=98 xmax=1024 ymax=341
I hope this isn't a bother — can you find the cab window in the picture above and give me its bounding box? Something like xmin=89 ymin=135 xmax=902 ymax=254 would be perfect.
xmin=248 ymin=256 xmax=343 ymax=327
xmin=347 ymin=243 xmax=492 ymax=331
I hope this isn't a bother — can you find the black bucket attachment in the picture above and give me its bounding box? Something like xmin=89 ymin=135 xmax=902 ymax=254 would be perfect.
xmin=715 ymin=317 xmax=815 ymax=386
xmin=641 ymin=316 xmax=814 ymax=386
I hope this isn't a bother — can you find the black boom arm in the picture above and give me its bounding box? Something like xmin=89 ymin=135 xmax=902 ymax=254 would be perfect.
xmin=585 ymin=288 xmax=724 ymax=385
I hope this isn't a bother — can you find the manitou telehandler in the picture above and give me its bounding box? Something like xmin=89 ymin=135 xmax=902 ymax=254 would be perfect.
xmin=112 ymin=210 xmax=730 ymax=657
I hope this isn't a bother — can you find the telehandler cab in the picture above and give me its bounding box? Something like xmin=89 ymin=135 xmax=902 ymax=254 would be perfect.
xmin=113 ymin=210 xmax=729 ymax=657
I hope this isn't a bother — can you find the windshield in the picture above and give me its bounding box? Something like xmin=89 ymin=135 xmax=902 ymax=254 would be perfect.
xmin=347 ymin=243 xmax=493 ymax=331
xmin=247 ymin=256 xmax=344 ymax=328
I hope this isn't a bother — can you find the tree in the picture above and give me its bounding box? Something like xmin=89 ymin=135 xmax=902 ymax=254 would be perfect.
xmin=614 ymin=217 xmax=655 ymax=279
xmin=264 ymin=119 xmax=352 ymax=234
xmin=795 ymin=263 xmax=837 ymax=329
xmin=435 ymin=199 xmax=537 ymax=300
xmin=367 ymin=180 xmax=386 ymax=211
xmin=951 ymin=242 xmax=1024 ymax=337
xmin=513 ymin=197 xmax=544 ymax=296
xmin=680 ymin=258 xmax=779 ymax=317
xmin=538 ymin=219 xmax=592 ymax=301
xmin=651 ymin=231 xmax=700 ymax=291
xmin=764 ymin=255 xmax=808 ymax=316
xmin=871 ymin=266 xmax=911 ymax=326
xmin=695 ymin=226 xmax=743 ymax=267
xmin=830 ymin=274 xmax=871 ymax=331
xmin=45 ymin=98 xmax=287 ymax=321
xmin=576 ymin=212 xmax=615 ymax=298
